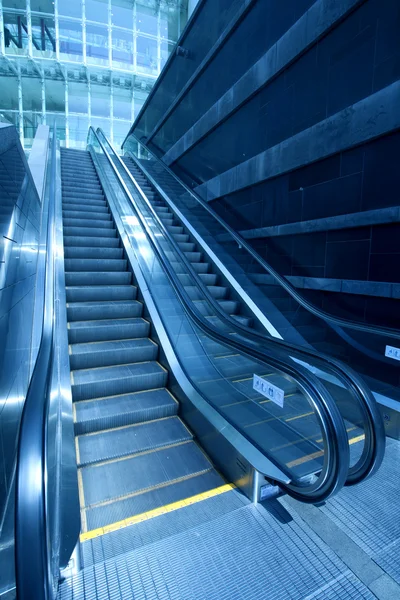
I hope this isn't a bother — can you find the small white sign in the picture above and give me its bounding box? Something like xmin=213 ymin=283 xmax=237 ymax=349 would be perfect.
xmin=253 ymin=374 xmax=284 ymax=408
xmin=385 ymin=345 xmax=400 ymax=361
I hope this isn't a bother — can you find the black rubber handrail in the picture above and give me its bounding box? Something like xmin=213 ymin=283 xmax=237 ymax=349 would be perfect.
xmin=127 ymin=133 xmax=400 ymax=341
xmin=91 ymin=126 xmax=349 ymax=504
xmin=15 ymin=129 xmax=57 ymax=600
xmin=120 ymin=136 xmax=386 ymax=486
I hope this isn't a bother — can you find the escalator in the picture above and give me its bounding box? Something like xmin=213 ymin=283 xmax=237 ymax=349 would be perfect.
xmin=13 ymin=127 xmax=386 ymax=600
xmin=123 ymin=135 xmax=400 ymax=405
xmin=60 ymin=147 xmax=227 ymax=534
xmin=96 ymin=130 xmax=385 ymax=486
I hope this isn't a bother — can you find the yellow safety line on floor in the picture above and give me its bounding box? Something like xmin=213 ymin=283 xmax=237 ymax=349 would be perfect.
xmin=286 ymin=434 xmax=366 ymax=469
xmin=80 ymin=483 xmax=235 ymax=542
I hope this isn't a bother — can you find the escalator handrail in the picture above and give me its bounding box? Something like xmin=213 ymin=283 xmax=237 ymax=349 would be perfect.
xmin=15 ymin=128 xmax=57 ymax=599
xmin=127 ymin=134 xmax=400 ymax=341
xmin=91 ymin=126 xmax=349 ymax=503
xmin=120 ymin=136 xmax=386 ymax=486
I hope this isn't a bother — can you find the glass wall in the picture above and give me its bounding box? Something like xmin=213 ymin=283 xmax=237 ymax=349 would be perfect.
xmin=0 ymin=0 xmax=188 ymax=149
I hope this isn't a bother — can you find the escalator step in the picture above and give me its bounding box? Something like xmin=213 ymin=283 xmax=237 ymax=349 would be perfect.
xmin=63 ymin=236 xmax=120 ymax=248
xmin=64 ymin=246 xmax=123 ymax=259
xmin=77 ymin=416 xmax=192 ymax=467
xmin=71 ymin=360 xmax=167 ymax=401
xmin=64 ymin=258 xmax=127 ymax=272
xmin=85 ymin=468 xmax=225 ymax=531
xmin=65 ymin=271 xmax=131 ymax=286
xmin=67 ymin=299 xmax=142 ymax=321
xmin=69 ymin=337 xmax=158 ymax=370
xmin=62 ymin=210 xmax=111 ymax=221
xmin=74 ymin=388 xmax=178 ymax=435
xmin=68 ymin=316 xmax=149 ymax=344
xmin=63 ymin=218 xmax=114 ymax=229
xmin=62 ymin=202 xmax=109 ymax=214
xmin=80 ymin=440 xmax=211 ymax=508
xmin=66 ymin=285 xmax=137 ymax=302
xmin=63 ymin=226 xmax=117 ymax=238
xmin=62 ymin=196 xmax=106 ymax=207
xmin=185 ymin=285 xmax=228 ymax=301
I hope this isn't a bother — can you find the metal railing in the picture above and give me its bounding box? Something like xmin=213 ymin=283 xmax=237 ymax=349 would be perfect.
xmin=90 ymin=126 xmax=351 ymax=504
xmin=120 ymin=133 xmax=386 ymax=486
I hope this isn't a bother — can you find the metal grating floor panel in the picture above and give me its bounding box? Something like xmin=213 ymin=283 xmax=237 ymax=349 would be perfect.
xmin=318 ymin=437 xmax=400 ymax=583
xmin=320 ymin=438 xmax=400 ymax=555
xmin=59 ymin=490 xmax=375 ymax=600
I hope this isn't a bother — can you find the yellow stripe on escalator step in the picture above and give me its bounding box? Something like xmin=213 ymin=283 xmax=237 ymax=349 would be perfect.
xmin=80 ymin=483 xmax=235 ymax=542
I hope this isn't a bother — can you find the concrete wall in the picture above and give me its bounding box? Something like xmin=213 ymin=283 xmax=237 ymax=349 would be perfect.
xmin=126 ymin=0 xmax=400 ymax=327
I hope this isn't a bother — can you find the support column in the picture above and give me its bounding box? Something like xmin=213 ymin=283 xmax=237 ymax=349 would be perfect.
xmin=107 ymin=0 xmax=112 ymax=67
xmin=82 ymin=0 xmax=86 ymax=65
xmin=17 ymin=65 xmax=24 ymax=146
xmin=157 ymin=4 xmax=161 ymax=75
xmin=87 ymin=73 xmax=91 ymax=129
xmin=133 ymin=2 xmax=137 ymax=72
xmin=0 ymin=1 xmax=5 ymax=55
xmin=26 ymin=0 xmax=33 ymax=56
xmin=110 ymin=76 xmax=114 ymax=143
xmin=131 ymin=82 xmax=135 ymax=123
xmin=64 ymin=73 xmax=69 ymax=147
xmin=54 ymin=0 xmax=60 ymax=60
xmin=41 ymin=71 xmax=46 ymax=124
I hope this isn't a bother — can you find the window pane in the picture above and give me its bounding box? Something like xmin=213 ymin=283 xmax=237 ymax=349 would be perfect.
xmin=137 ymin=5 xmax=157 ymax=36
xmin=69 ymin=81 xmax=89 ymax=114
xmin=69 ymin=115 xmax=89 ymax=146
xmin=86 ymin=0 xmax=109 ymax=23
xmin=58 ymin=0 xmax=81 ymax=18
xmin=136 ymin=35 xmax=157 ymax=74
xmin=59 ymin=19 xmax=83 ymax=59
xmin=112 ymin=29 xmax=133 ymax=67
xmin=91 ymin=84 xmax=110 ymax=117
xmin=111 ymin=1 xmax=133 ymax=28
xmin=113 ymin=88 xmax=131 ymax=120
xmin=87 ymin=23 xmax=109 ymax=64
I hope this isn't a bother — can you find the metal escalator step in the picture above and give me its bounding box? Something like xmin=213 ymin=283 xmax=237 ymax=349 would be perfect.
xmin=64 ymin=258 xmax=127 ymax=272
xmin=77 ymin=416 xmax=192 ymax=467
xmin=74 ymin=388 xmax=178 ymax=435
xmin=187 ymin=285 xmax=228 ymax=300
xmin=69 ymin=337 xmax=158 ymax=370
xmin=63 ymin=226 xmax=117 ymax=238
xmin=67 ymin=299 xmax=142 ymax=322
xmin=63 ymin=236 xmax=120 ymax=248
xmin=71 ymin=360 xmax=167 ymax=401
xmin=184 ymin=251 xmax=202 ymax=262
xmin=158 ymin=215 xmax=174 ymax=225
xmin=66 ymin=285 xmax=137 ymax=302
xmin=68 ymin=316 xmax=149 ymax=344
xmin=80 ymin=440 xmax=212 ymax=508
xmin=172 ymin=233 xmax=189 ymax=243
xmin=65 ymin=271 xmax=131 ymax=286
xmin=177 ymin=242 xmax=196 ymax=252
xmin=193 ymin=299 xmax=240 ymax=317
xmin=62 ymin=210 xmax=110 ymax=221
xmin=62 ymin=203 xmax=109 ymax=214
xmin=62 ymin=196 xmax=106 ymax=207
xmin=62 ymin=191 xmax=105 ymax=201
xmin=85 ymin=468 xmax=225 ymax=531
xmin=153 ymin=205 xmax=170 ymax=214
xmin=63 ymin=218 xmax=114 ymax=229
xmin=166 ymin=225 xmax=184 ymax=235
xmin=213 ymin=354 xmax=262 ymax=379
xmin=64 ymin=246 xmax=123 ymax=260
